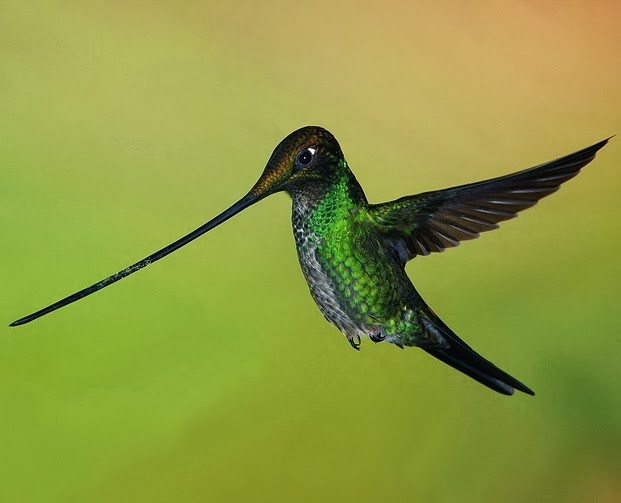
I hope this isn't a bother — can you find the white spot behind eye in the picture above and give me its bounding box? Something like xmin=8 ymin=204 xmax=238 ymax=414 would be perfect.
xmin=295 ymin=147 xmax=317 ymax=169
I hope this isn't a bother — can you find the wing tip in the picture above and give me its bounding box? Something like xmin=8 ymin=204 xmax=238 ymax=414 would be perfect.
xmin=589 ymin=135 xmax=613 ymax=154
xmin=576 ymin=136 xmax=612 ymax=163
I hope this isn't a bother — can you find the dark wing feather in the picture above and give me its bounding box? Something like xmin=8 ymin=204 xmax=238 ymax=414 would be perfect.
xmin=370 ymin=138 xmax=610 ymax=260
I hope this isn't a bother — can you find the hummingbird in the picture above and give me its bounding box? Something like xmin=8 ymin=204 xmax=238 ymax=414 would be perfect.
xmin=11 ymin=127 xmax=610 ymax=396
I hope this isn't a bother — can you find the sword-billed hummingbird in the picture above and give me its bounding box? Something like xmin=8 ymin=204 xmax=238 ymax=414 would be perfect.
xmin=11 ymin=127 xmax=610 ymax=395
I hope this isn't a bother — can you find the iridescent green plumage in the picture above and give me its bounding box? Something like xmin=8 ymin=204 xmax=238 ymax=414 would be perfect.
xmin=11 ymin=126 xmax=610 ymax=396
xmin=284 ymin=127 xmax=607 ymax=395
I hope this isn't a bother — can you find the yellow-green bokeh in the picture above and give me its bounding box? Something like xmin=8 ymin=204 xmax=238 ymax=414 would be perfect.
xmin=1 ymin=1 xmax=619 ymax=501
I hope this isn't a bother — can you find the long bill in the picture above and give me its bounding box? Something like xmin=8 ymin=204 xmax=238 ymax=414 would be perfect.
xmin=10 ymin=192 xmax=264 ymax=327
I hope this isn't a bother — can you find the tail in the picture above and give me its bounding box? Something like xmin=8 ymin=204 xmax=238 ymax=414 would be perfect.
xmin=419 ymin=312 xmax=535 ymax=396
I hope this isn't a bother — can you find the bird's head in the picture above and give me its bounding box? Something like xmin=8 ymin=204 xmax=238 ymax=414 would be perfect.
xmin=248 ymin=125 xmax=345 ymax=198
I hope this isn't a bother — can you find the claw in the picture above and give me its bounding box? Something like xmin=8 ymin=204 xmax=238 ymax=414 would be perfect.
xmin=369 ymin=331 xmax=385 ymax=343
xmin=348 ymin=334 xmax=361 ymax=351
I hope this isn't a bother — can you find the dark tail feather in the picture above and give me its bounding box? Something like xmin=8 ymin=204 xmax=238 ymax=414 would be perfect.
xmin=421 ymin=317 xmax=535 ymax=396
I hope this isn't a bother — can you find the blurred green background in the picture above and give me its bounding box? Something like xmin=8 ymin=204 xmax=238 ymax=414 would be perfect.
xmin=2 ymin=1 xmax=620 ymax=501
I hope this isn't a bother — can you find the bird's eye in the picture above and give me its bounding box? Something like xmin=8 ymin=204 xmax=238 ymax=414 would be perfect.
xmin=295 ymin=147 xmax=316 ymax=168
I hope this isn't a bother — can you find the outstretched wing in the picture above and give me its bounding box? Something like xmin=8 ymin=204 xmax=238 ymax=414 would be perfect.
xmin=369 ymin=138 xmax=610 ymax=260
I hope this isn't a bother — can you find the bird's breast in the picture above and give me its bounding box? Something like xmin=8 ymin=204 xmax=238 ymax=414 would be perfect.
xmin=291 ymin=197 xmax=413 ymax=340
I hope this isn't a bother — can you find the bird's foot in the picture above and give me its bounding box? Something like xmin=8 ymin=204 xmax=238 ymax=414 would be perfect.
xmin=348 ymin=334 xmax=361 ymax=351
xmin=369 ymin=331 xmax=385 ymax=343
